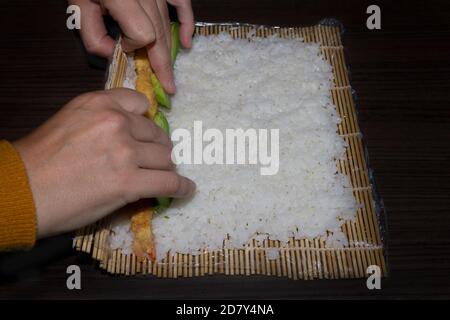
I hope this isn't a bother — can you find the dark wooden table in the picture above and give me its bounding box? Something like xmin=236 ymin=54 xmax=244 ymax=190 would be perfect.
xmin=0 ymin=0 xmax=449 ymax=299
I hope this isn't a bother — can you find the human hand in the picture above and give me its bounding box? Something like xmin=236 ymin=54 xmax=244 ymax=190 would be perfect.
xmin=69 ymin=0 xmax=195 ymax=94
xmin=13 ymin=89 xmax=195 ymax=238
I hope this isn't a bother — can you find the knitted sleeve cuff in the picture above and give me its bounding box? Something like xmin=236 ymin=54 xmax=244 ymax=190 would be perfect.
xmin=0 ymin=140 xmax=37 ymax=250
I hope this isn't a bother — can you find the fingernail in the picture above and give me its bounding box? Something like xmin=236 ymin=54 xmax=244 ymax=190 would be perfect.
xmin=167 ymin=78 xmax=176 ymax=94
xmin=185 ymin=178 xmax=196 ymax=197
xmin=186 ymin=38 xmax=192 ymax=49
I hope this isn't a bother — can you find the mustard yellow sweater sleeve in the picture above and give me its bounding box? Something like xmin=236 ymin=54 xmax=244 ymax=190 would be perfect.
xmin=0 ymin=140 xmax=36 ymax=250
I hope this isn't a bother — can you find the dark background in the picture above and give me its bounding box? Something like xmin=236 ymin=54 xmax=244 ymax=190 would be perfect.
xmin=0 ymin=0 xmax=449 ymax=299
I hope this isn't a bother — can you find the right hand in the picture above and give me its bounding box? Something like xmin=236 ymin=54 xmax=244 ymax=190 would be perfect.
xmin=69 ymin=0 xmax=195 ymax=94
xmin=13 ymin=89 xmax=195 ymax=238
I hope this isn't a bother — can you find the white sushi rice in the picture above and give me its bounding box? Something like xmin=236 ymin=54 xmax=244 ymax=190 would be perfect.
xmin=109 ymin=33 xmax=358 ymax=261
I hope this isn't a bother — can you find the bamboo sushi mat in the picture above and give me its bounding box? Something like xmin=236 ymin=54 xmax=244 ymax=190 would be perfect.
xmin=74 ymin=23 xmax=386 ymax=280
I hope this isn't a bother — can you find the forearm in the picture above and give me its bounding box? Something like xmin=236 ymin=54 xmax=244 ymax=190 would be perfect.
xmin=0 ymin=140 xmax=36 ymax=251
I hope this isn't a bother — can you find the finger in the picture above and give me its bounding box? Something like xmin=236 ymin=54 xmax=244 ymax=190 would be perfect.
xmin=139 ymin=0 xmax=176 ymax=94
xmin=104 ymin=88 xmax=149 ymax=115
xmin=147 ymin=42 xmax=176 ymax=94
xmin=103 ymin=0 xmax=156 ymax=52
xmin=77 ymin=0 xmax=115 ymax=57
xmin=131 ymin=169 xmax=196 ymax=198
xmin=87 ymin=90 xmax=171 ymax=146
xmin=134 ymin=142 xmax=174 ymax=170
xmin=157 ymin=0 xmax=172 ymax=49
xmin=127 ymin=113 xmax=172 ymax=147
xmin=102 ymin=89 xmax=171 ymax=146
xmin=168 ymin=0 xmax=194 ymax=48
xmin=145 ymin=0 xmax=171 ymax=49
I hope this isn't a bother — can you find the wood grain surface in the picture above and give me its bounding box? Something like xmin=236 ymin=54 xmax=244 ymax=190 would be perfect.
xmin=0 ymin=0 xmax=449 ymax=299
